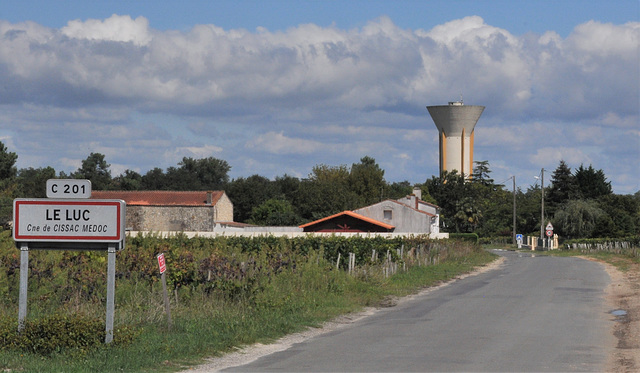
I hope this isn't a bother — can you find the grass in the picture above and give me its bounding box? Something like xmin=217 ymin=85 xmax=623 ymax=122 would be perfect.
xmin=544 ymin=248 xmax=639 ymax=272
xmin=490 ymin=240 xmax=640 ymax=272
xmin=0 ymin=249 xmax=497 ymax=372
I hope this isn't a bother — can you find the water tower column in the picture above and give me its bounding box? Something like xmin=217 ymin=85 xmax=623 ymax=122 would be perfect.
xmin=427 ymin=101 xmax=484 ymax=179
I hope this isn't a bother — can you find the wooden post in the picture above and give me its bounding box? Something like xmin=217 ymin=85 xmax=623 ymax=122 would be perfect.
xmin=161 ymin=271 xmax=172 ymax=330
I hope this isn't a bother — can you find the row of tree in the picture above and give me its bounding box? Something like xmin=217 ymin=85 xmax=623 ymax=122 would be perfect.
xmin=425 ymin=160 xmax=639 ymax=238
xmin=1 ymin=142 xmax=638 ymax=239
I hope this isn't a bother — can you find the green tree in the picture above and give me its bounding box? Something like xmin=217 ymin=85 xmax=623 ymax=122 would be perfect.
xmin=546 ymin=160 xmax=578 ymax=215
xmin=249 ymin=198 xmax=300 ymax=226
xmin=349 ymin=156 xmax=385 ymax=206
xmin=227 ymin=175 xmax=279 ymax=223
xmin=112 ymin=169 xmax=142 ymax=190
xmin=294 ymin=178 xmax=359 ymax=222
xmin=453 ymin=195 xmax=483 ymax=233
xmin=424 ymin=171 xmax=466 ymax=232
xmin=553 ymin=199 xmax=605 ymax=238
xmin=0 ymin=142 xmax=17 ymax=180
xmin=0 ymin=142 xmax=18 ymax=226
xmin=417 ymin=184 xmax=438 ymax=205
xmin=273 ymin=174 xmax=301 ymax=203
xmin=309 ymin=164 xmax=350 ymax=184
xmin=574 ymin=164 xmax=612 ymax=200
xmin=471 ymin=160 xmax=494 ymax=186
xmin=72 ymin=153 xmax=112 ymax=190
xmin=595 ymin=194 xmax=640 ymax=236
xmin=141 ymin=167 xmax=167 ymax=190
xmin=475 ymin=185 xmax=513 ymax=237
xmin=386 ymin=180 xmax=413 ymax=200
xmin=165 ymin=157 xmax=231 ymax=191
xmin=17 ymin=166 xmax=56 ymax=198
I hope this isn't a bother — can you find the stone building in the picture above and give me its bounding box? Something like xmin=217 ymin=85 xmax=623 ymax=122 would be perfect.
xmin=91 ymin=190 xmax=233 ymax=232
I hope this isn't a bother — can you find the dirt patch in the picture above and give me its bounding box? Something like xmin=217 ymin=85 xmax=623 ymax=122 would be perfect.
xmin=595 ymin=258 xmax=640 ymax=373
xmin=182 ymin=257 xmax=505 ymax=372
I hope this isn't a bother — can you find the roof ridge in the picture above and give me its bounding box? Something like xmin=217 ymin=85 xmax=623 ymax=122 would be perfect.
xmin=299 ymin=210 xmax=395 ymax=230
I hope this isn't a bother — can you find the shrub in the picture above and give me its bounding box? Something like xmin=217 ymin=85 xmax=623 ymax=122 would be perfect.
xmin=449 ymin=233 xmax=479 ymax=243
xmin=0 ymin=314 xmax=138 ymax=355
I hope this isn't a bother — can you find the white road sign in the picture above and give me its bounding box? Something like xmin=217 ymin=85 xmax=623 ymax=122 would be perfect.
xmin=13 ymin=199 xmax=125 ymax=243
xmin=46 ymin=179 xmax=92 ymax=199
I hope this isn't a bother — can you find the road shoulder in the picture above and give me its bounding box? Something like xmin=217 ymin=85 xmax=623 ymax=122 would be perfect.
xmin=595 ymin=258 xmax=640 ymax=372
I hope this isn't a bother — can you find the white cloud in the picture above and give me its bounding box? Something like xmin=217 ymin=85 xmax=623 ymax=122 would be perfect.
xmin=175 ymin=144 xmax=224 ymax=158
xmin=0 ymin=15 xmax=638 ymax=193
xmin=530 ymin=147 xmax=593 ymax=167
xmin=246 ymin=132 xmax=323 ymax=155
xmin=61 ymin=15 xmax=152 ymax=46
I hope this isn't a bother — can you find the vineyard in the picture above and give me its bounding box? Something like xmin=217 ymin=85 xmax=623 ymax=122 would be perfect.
xmin=0 ymin=229 xmax=493 ymax=372
xmin=0 ymin=231 xmax=479 ymax=305
xmin=563 ymin=236 xmax=640 ymax=258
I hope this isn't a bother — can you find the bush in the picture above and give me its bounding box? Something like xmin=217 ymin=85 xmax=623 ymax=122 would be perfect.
xmin=0 ymin=314 xmax=138 ymax=355
xmin=449 ymin=233 xmax=479 ymax=243
xmin=478 ymin=236 xmax=511 ymax=245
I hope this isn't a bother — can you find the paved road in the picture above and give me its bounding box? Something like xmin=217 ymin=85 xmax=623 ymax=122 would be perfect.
xmin=225 ymin=250 xmax=614 ymax=372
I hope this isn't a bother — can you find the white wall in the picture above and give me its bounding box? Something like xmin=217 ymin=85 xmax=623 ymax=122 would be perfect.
xmin=126 ymin=230 xmax=449 ymax=239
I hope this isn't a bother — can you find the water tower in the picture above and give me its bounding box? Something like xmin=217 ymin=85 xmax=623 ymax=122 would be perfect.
xmin=427 ymin=101 xmax=485 ymax=178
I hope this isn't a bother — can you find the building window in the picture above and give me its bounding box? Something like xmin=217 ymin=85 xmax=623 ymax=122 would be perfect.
xmin=383 ymin=210 xmax=392 ymax=220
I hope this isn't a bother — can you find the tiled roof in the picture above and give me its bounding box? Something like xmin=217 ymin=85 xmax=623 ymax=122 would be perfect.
xmin=299 ymin=210 xmax=395 ymax=230
xmin=90 ymin=191 xmax=225 ymax=206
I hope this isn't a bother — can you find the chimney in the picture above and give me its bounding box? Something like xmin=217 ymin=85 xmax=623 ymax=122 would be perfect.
xmin=206 ymin=192 xmax=212 ymax=205
xmin=413 ymin=186 xmax=422 ymax=201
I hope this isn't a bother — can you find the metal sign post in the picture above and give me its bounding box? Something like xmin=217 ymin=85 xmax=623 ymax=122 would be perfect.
xmin=18 ymin=243 xmax=29 ymax=331
xmin=105 ymin=244 xmax=117 ymax=344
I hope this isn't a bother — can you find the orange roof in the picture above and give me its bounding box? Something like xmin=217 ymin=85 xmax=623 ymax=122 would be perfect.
xmin=299 ymin=210 xmax=395 ymax=230
xmin=90 ymin=190 xmax=225 ymax=206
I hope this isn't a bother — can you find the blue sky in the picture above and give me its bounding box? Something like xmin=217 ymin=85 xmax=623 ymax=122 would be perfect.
xmin=2 ymin=0 xmax=636 ymax=36
xmin=0 ymin=0 xmax=638 ymax=194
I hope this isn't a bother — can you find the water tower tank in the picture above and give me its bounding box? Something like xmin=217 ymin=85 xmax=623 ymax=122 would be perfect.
xmin=427 ymin=101 xmax=484 ymax=178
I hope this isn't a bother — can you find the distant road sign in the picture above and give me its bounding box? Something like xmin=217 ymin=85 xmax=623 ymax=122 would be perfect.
xmin=13 ymin=199 xmax=125 ymax=243
xmin=516 ymin=234 xmax=523 ymax=242
xmin=545 ymin=222 xmax=554 ymax=237
xmin=46 ymin=179 xmax=92 ymax=199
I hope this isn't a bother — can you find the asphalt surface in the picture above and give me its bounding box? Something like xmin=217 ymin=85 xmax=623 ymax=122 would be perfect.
xmin=224 ymin=250 xmax=613 ymax=372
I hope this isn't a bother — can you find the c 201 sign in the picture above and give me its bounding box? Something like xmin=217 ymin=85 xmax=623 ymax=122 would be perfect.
xmin=46 ymin=179 xmax=92 ymax=199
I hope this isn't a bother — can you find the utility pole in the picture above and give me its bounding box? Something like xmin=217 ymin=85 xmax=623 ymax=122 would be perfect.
xmin=540 ymin=168 xmax=545 ymax=240
xmin=512 ymin=176 xmax=516 ymax=245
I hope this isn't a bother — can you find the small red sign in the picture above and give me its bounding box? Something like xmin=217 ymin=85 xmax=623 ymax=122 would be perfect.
xmin=546 ymin=229 xmax=553 ymax=237
xmin=157 ymin=253 xmax=166 ymax=274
